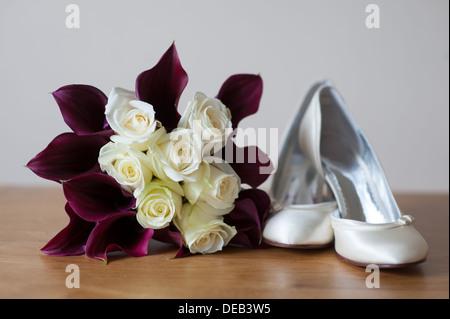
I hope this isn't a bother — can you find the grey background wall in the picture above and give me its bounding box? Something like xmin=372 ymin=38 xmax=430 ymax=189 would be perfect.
xmin=0 ymin=0 xmax=448 ymax=192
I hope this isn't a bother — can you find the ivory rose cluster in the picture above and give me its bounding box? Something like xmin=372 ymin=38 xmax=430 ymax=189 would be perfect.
xmin=98 ymin=87 xmax=239 ymax=254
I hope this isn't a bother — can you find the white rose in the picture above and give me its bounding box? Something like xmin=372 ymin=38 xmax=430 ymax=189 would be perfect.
xmin=182 ymin=157 xmax=240 ymax=211
xmin=178 ymin=92 xmax=232 ymax=155
xmin=105 ymin=87 xmax=160 ymax=150
xmin=98 ymin=142 xmax=152 ymax=197
xmin=174 ymin=202 xmax=237 ymax=254
xmin=147 ymin=128 xmax=202 ymax=182
xmin=136 ymin=179 xmax=184 ymax=229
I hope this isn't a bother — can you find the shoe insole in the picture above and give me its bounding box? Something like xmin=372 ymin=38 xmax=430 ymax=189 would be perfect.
xmin=321 ymin=131 xmax=401 ymax=223
xmin=280 ymin=161 xmax=320 ymax=206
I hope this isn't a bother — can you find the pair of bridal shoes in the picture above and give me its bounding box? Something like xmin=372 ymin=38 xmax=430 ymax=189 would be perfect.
xmin=263 ymin=80 xmax=428 ymax=268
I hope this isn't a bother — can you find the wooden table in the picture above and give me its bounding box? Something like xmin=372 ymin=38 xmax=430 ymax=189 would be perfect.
xmin=0 ymin=187 xmax=448 ymax=299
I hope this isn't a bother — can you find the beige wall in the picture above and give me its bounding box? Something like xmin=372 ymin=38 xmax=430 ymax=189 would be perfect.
xmin=0 ymin=0 xmax=448 ymax=192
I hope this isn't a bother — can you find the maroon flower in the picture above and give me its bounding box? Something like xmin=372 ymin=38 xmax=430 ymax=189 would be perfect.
xmin=152 ymin=223 xmax=192 ymax=258
xmin=225 ymin=188 xmax=272 ymax=249
xmin=26 ymin=133 xmax=109 ymax=183
xmin=85 ymin=211 xmax=154 ymax=263
xmin=212 ymin=73 xmax=274 ymax=188
xmin=41 ymin=203 xmax=95 ymax=256
xmin=63 ymin=173 xmax=136 ymax=222
xmin=217 ymin=74 xmax=263 ymax=129
xmin=52 ymin=84 xmax=110 ymax=135
xmin=27 ymin=83 xmax=113 ymax=183
xmin=31 ymin=43 xmax=274 ymax=261
xmin=136 ymin=42 xmax=188 ymax=131
xmin=218 ymin=141 xmax=273 ymax=188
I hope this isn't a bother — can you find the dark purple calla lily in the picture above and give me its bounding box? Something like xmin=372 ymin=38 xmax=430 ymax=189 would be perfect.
xmin=52 ymin=84 xmax=109 ymax=135
xmin=152 ymin=223 xmax=192 ymax=258
xmin=224 ymin=188 xmax=271 ymax=249
xmin=41 ymin=203 xmax=96 ymax=256
xmin=218 ymin=141 xmax=273 ymax=188
xmin=174 ymin=245 xmax=192 ymax=258
xmin=85 ymin=211 xmax=154 ymax=263
xmin=63 ymin=173 xmax=136 ymax=222
xmin=26 ymin=132 xmax=110 ymax=183
xmin=212 ymin=73 xmax=271 ymax=188
xmin=136 ymin=43 xmax=188 ymax=130
xmin=217 ymin=74 xmax=263 ymax=129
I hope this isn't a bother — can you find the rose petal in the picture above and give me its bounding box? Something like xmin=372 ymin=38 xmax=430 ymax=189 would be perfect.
xmin=135 ymin=43 xmax=188 ymax=130
xmin=216 ymin=74 xmax=263 ymax=128
xmin=224 ymin=189 xmax=271 ymax=248
xmin=85 ymin=211 xmax=154 ymax=262
xmin=63 ymin=173 xmax=136 ymax=222
xmin=41 ymin=203 xmax=95 ymax=256
xmin=26 ymin=132 xmax=110 ymax=183
xmin=218 ymin=141 xmax=273 ymax=188
xmin=52 ymin=84 xmax=109 ymax=135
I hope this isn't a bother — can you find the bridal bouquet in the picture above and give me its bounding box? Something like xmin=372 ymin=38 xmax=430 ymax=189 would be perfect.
xmin=27 ymin=43 xmax=273 ymax=262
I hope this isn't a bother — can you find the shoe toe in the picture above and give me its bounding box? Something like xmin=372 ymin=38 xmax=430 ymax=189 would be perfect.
xmin=333 ymin=221 xmax=429 ymax=267
xmin=263 ymin=203 xmax=336 ymax=247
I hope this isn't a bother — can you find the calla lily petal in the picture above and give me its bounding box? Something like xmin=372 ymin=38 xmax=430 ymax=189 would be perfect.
xmin=218 ymin=141 xmax=273 ymax=188
xmin=52 ymin=84 xmax=109 ymax=135
xmin=152 ymin=223 xmax=192 ymax=258
xmin=174 ymin=245 xmax=193 ymax=258
xmin=85 ymin=211 xmax=154 ymax=262
xmin=216 ymin=74 xmax=263 ymax=129
xmin=41 ymin=203 xmax=95 ymax=256
xmin=224 ymin=188 xmax=271 ymax=248
xmin=63 ymin=173 xmax=136 ymax=222
xmin=136 ymin=43 xmax=188 ymax=130
xmin=26 ymin=132 xmax=110 ymax=183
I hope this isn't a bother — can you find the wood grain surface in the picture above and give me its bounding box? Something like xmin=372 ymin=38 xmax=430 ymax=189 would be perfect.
xmin=0 ymin=187 xmax=448 ymax=299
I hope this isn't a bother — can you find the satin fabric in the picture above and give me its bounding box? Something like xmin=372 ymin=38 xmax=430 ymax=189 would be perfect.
xmin=263 ymin=201 xmax=337 ymax=247
xmin=262 ymin=80 xmax=337 ymax=248
xmin=331 ymin=210 xmax=428 ymax=266
xmin=298 ymin=82 xmax=429 ymax=267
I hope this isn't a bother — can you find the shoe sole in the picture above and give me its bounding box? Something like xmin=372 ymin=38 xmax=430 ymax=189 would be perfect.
xmin=335 ymin=252 xmax=427 ymax=269
xmin=263 ymin=238 xmax=333 ymax=249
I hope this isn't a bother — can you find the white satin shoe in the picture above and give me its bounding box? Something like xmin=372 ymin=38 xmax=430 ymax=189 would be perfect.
xmin=262 ymin=81 xmax=338 ymax=248
xmin=299 ymin=82 xmax=429 ymax=267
